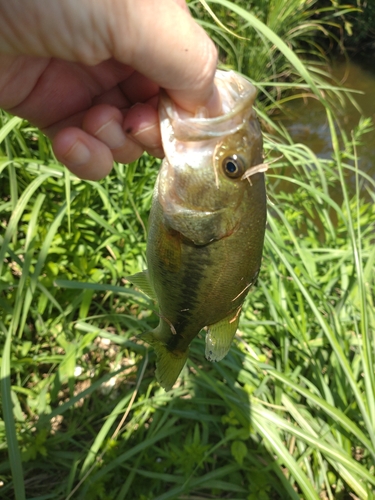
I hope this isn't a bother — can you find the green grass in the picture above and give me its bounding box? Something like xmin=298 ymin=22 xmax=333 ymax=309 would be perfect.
xmin=1 ymin=1 xmax=375 ymax=499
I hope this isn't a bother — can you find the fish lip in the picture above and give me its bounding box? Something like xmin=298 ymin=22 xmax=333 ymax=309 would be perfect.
xmin=159 ymin=70 xmax=257 ymax=142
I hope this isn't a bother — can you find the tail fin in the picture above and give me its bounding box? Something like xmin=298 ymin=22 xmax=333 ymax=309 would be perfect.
xmin=140 ymin=332 xmax=189 ymax=391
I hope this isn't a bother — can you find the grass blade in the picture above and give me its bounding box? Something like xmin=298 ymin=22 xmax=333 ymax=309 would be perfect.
xmin=0 ymin=321 xmax=25 ymax=500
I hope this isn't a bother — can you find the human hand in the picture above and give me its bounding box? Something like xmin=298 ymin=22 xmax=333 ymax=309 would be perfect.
xmin=0 ymin=0 xmax=218 ymax=180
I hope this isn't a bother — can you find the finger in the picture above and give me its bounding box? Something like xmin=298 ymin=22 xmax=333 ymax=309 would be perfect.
xmin=92 ymin=84 xmax=132 ymax=108
xmin=123 ymin=102 xmax=162 ymax=151
xmin=0 ymin=0 xmax=217 ymax=107
xmin=172 ymin=0 xmax=191 ymax=13
xmin=50 ymin=102 xmax=162 ymax=174
xmin=118 ymin=71 xmax=159 ymax=105
xmin=52 ymin=127 xmax=115 ymax=180
xmin=82 ymin=104 xmax=152 ymax=165
xmin=111 ymin=0 xmax=220 ymax=116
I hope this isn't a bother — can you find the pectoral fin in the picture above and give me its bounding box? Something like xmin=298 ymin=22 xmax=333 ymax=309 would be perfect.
xmin=205 ymin=309 xmax=241 ymax=362
xmin=127 ymin=270 xmax=157 ymax=300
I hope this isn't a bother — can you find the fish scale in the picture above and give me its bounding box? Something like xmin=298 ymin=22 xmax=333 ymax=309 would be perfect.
xmin=128 ymin=70 xmax=267 ymax=390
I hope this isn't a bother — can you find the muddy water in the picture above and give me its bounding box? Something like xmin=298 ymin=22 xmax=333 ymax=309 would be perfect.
xmin=278 ymin=59 xmax=375 ymax=189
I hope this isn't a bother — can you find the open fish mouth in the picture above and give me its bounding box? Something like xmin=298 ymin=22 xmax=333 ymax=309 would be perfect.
xmin=159 ymin=71 xmax=257 ymax=143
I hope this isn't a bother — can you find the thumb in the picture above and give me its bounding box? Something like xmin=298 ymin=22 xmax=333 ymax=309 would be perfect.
xmin=0 ymin=0 xmax=219 ymax=115
xmin=112 ymin=0 xmax=220 ymax=115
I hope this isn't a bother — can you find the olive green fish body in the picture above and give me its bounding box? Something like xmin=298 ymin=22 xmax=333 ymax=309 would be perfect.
xmin=129 ymin=70 xmax=266 ymax=390
xmin=147 ymin=173 xmax=266 ymax=352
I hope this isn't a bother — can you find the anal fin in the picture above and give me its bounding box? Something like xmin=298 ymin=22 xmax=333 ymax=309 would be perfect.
xmin=205 ymin=309 xmax=241 ymax=362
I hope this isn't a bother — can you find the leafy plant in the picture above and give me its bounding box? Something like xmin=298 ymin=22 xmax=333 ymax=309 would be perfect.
xmin=1 ymin=1 xmax=374 ymax=499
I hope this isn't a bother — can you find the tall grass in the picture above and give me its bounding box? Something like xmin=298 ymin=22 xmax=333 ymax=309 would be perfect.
xmin=1 ymin=1 xmax=374 ymax=499
xmin=192 ymin=0 xmax=356 ymax=109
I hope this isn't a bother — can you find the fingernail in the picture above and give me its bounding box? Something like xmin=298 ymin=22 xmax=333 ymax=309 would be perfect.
xmin=132 ymin=123 xmax=158 ymax=137
xmin=64 ymin=140 xmax=90 ymax=166
xmin=131 ymin=123 xmax=161 ymax=148
xmin=95 ymin=119 xmax=126 ymax=149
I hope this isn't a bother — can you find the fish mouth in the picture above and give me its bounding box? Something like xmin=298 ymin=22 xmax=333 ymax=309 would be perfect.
xmin=159 ymin=70 xmax=257 ymax=142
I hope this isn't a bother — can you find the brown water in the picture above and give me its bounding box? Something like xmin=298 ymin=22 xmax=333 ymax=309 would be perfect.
xmin=278 ymin=59 xmax=375 ymax=187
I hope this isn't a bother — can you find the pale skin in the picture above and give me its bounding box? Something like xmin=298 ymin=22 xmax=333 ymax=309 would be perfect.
xmin=0 ymin=0 xmax=219 ymax=180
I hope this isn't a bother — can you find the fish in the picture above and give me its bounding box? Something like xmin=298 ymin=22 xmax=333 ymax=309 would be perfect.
xmin=128 ymin=70 xmax=267 ymax=391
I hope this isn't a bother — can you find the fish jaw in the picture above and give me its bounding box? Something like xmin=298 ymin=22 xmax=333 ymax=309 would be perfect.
xmin=159 ymin=182 xmax=240 ymax=246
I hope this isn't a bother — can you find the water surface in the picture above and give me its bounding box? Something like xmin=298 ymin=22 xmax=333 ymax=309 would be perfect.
xmin=278 ymin=59 xmax=375 ymax=187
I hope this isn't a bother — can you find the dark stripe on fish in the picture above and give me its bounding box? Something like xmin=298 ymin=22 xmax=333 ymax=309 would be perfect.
xmin=163 ymin=243 xmax=212 ymax=351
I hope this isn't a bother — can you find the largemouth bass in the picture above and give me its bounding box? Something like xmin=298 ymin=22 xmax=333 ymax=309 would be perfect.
xmin=129 ymin=70 xmax=266 ymax=390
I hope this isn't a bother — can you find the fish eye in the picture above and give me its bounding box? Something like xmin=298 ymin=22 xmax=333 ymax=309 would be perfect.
xmin=222 ymin=155 xmax=246 ymax=179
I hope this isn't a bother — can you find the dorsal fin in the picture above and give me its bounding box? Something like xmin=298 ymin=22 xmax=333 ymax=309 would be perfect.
xmin=127 ymin=270 xmax=157 ymax=300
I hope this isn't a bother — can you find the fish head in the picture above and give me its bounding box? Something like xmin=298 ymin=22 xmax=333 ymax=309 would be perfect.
xmin=158 ymin=70 xmax=263 ymax=245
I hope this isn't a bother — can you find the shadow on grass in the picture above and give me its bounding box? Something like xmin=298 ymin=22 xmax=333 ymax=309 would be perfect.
xmin=4 ymin=338 xmax=299 ymax=500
